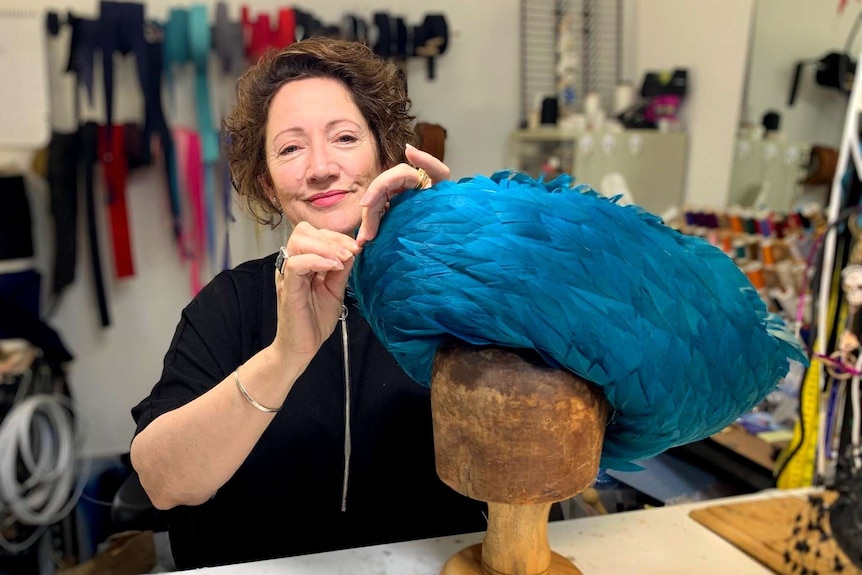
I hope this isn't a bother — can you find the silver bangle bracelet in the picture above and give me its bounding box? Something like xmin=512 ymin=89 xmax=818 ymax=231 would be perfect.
xmin=234 ymin=368 xmax=281 ymax=413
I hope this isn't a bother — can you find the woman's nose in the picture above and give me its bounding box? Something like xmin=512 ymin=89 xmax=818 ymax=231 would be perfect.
xmin=306 ymin=143 xmax=339 ymax=182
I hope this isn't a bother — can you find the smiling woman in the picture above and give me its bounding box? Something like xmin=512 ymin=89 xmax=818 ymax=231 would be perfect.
xmin=126 ymin=37 xmax=484 ymax=570
xmin=225 ymin=39 xmax=418 ymax=229
xmin=262 ymin=77 xmax=382 ymax=235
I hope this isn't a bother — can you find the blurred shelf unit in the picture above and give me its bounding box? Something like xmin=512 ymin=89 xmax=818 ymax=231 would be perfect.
xmin=728 ymin=136 xmax=811 ymax=213
xmin=506 ymin=128 xmax=688 ymax=217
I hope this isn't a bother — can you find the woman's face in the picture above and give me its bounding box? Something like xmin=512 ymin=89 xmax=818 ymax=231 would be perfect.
xmin=264 ymin=77 xmax=383 ymax=234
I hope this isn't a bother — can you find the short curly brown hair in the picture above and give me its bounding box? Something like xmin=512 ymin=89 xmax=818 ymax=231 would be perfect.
xmin=224 ymin=37 xmax=418 ymax=227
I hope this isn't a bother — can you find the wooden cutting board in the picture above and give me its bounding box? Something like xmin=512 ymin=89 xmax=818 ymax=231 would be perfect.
xmin=689 ymin=491 xmax=860 ymax=574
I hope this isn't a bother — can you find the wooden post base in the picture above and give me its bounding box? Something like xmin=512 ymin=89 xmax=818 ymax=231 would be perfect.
xmin=440 ymin=544 xmax=582 ymax=575
xmin=431 ymin=343 xmax=607 ymax=575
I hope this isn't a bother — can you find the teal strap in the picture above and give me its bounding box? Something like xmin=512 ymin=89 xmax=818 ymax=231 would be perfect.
xmin=189 ymin=5 xmax=220 ymax=164
xmin=163 ymin=8 xmax=189 ymax=115
xmin=188 ymin=5 xmax=220 ymax=263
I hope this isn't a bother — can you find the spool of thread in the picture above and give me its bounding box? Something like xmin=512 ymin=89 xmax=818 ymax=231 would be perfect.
xmin=747 ymin=238 xmax=760 ymax=261
xmin=745 ymin=261 xmax=766 ymax=290
xmin=761 ymin=239 xmax=775 ymax=265
xmin=733 ymin=239 xmax=747 ymax=260
xmin=729 ymin=212 xmax=744 ymax=234
xmin=720 ymin=233 xmax=733 ymax=254
xmin=743 ymin=213 xmax=758 ymax=235
xmin=540 ymin=97 xmax=559 ymax=125
xmin=757 ymin=211 xmax=773 ymax=237
xmin=773 ymin=216 xmax=787 ymax=239
xmin=707 ymin=212 xmax=720 ymax=229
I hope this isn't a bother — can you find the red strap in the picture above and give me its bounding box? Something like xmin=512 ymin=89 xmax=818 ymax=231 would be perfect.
xmin=248 ymin=12 xmax=273 ymax=62
xmin=273 ymin=8 xmax=295 ymax=48
xmin=98 ymin=124 xmax=134 ymax=278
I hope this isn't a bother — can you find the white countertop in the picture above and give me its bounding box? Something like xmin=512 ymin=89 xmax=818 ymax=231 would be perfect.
xmin=173 ymin=487 xmax=815 ymax=574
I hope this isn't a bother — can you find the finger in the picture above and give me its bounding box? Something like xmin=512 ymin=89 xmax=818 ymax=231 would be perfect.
xmin=358 ymin=163 xmax=420 ymax=209
xmin=287 ymin=223 xmax=360 ymax=263
xmin=356 ymin=206 xmax=384 ymax=247
xmin=279 ymin=254 xmax=345 ymax=278
xmin=405 ymin=143 xmax=449 ymax=182
xmin=320 ymin=256 xmax=355 ymax=299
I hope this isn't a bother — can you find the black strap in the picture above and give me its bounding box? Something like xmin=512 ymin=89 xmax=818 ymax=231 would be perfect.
xmin=394 ymin=17 xmax=408 ymax=59
xmin=66 ymin=14 xmax=99 ymax=108
xmin=80 ymin=122 xmax=112 ymax=327
xmin=46 ymin=132 xmax=79 ymax=303
xmin=343 ymin=14 xmax=368 ymax=45
xmin=415 ymin=14 xmax=449 ymax=80
xmin=372 ymin=12 xmax=393 ymax=58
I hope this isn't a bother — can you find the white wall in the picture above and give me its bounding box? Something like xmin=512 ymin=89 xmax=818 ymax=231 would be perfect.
xmin=2 ymin=0 xmax=520 ymax=457
xmin=745 ymin=0 xmax=858 ymax=147
xmin=634 ymin=0 xmax=755 ymax=208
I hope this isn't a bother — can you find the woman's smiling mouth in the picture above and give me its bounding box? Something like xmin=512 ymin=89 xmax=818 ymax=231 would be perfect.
xmin=308 ymin=190 xmax=348 ymax=207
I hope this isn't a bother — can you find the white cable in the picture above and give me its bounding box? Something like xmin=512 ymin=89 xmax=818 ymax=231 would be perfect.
xmin=0 ymin=393 xmax=88 ymax=553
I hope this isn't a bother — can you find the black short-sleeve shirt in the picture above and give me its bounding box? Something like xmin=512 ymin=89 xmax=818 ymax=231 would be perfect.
xmin=131 ymin=254 xmax=488 ymax=569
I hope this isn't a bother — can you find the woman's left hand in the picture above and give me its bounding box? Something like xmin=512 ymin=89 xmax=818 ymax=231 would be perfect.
xmin=355 ymin=144 xmax=449 ymax=247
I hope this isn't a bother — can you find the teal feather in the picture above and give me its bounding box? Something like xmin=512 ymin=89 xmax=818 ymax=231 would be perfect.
xmin=350 ymin=170 xmax=808 ymax=471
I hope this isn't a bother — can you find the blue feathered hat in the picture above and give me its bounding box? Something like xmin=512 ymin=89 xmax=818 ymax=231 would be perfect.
xmin=350 ymin=170 xmax=808 ymax=471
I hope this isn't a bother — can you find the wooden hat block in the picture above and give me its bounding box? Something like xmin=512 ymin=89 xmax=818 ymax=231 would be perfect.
xmin=432 ymin=341 xmax=609 ymax=575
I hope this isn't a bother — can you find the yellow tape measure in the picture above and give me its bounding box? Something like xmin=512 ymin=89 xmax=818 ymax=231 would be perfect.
xmin=775 ymin=353 xmax=820 ymax=488
xmin=776 ymin=280 xmax=849 ymax=488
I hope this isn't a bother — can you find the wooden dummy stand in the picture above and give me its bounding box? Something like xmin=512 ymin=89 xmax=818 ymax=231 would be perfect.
xmin=432 ymin=341 xmax=609 ymax=575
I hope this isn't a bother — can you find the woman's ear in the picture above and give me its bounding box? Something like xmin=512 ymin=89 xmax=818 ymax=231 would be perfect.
xmin=258 ymin=174 xmax=281 ymax=210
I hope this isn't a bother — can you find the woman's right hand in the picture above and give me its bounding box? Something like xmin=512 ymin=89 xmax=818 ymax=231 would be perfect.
xmin=272 ymin=222 xmax=361 ymax=363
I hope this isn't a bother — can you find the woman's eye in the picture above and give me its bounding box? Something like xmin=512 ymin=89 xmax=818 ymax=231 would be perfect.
xmin=279 ymin=145 xmax=299 ymax=156
xmin=337 ymin=134 xmax=358 ymax=144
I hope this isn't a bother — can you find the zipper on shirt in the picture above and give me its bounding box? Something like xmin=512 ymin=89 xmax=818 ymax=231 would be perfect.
xmin=339 ymin=304 xmax=351 ymax=512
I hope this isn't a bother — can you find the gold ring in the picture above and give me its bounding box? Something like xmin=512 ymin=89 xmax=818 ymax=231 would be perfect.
xmin=415 ymin=168 xmax=431 ymax=190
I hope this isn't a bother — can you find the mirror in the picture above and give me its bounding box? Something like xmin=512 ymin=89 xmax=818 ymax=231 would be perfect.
xmin=729 ymin=0 xmax=857 ymax=211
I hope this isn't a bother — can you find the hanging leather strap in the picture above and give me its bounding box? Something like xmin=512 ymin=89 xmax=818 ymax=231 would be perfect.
xmin=189 ymin=5 xmax=219 ymax=164
xmin=372 ymin=12 xmax=393 ymax=58
xmin=46 ymin=131 xmax=79 ymax=300
xmin=189 ymin=6 xmax=219 ymax=263
xmin=80 ymin=122 xmax=111 ymax=326
xmin=214 ymin=2 xmax=245 ymax=77
xmin=342 ymin=14 xmax=368 ymax=44
xmin=142 ymin=26 xmax=182 ymax=249
xmin=65 ymin=14 xmax=98 ymax=107
xmin=163 ymin=7 xmax=189 ymax=113
xmin=98 ymin=1 xmax=150 ymax=146
xmin=273 ymin=8 xmax=296 ymax=49
xmin=247 ymin=11 xmax=273 ymax=62
xmin=98 ymin=124 xmax=135 ymax=279
xmin=174 ymin=127 xmax=207 ymax=296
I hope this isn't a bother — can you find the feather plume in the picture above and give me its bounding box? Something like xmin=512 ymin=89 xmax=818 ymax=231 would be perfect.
xmin=350 ymin=171 xmax=808 ymax=470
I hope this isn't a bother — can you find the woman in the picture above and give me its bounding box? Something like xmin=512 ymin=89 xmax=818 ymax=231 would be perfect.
xmin=129 ymin=37 xmax=487 ymax=569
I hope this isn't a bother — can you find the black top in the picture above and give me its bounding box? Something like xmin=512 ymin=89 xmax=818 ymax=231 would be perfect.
xmin=131 ymin=254 xmax=488 ymax=569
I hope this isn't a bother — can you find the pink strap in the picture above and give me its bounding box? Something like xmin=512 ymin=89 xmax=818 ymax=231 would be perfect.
xmin=174 ymin=127 xmax=207 ymax=296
